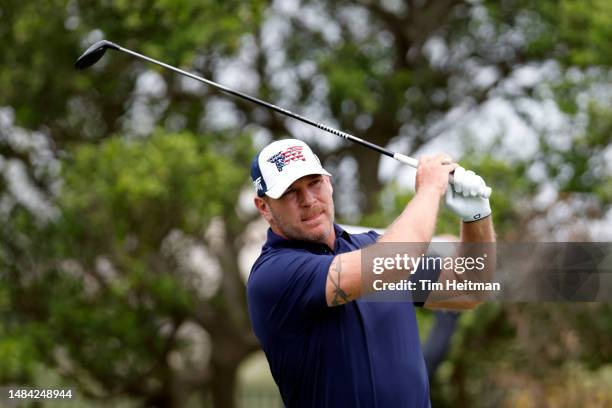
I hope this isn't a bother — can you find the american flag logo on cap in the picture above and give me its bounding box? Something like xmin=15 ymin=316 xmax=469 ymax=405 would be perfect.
xmin=267 ymin=146 xmax=306 ymax=172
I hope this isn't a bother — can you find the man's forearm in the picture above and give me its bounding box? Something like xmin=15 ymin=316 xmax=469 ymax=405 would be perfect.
xmin=461 ymin=216 xmax=496 ymax=302
xmin=380 ymin=187 xmax=441 ymax=244
xmin=358 ymin=188 xmax=441 ymax=291
xmin=461 ymin=216 xmax=495 ymax=243
xmin=426 ymin=216 xmax=496 ymax=309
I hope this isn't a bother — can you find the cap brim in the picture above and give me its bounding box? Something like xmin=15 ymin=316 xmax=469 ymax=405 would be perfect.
xmin=265 ymin=167 xmax=331 ymax=199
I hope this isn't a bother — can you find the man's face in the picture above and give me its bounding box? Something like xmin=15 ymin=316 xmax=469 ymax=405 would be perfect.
xmin=258 ymin=174 xmax=335 ymax=244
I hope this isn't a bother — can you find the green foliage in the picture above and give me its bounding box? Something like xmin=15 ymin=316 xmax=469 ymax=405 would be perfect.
xmin=557 ymin=0 xmax=612 ymax=66
xmin=0 ymin=331 xmax=38 ymax=382
xmin=60 ymin=131 xmax=248 ymax=251
xmin=0 ymin=0 xmax=266 ymax=139
xmin=1 ymin=131 xmax=254 ymax=402
xmin=430 ymin=304 xmax=612 ymax=407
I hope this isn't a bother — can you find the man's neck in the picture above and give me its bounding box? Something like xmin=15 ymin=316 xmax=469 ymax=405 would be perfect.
xmin=323 ymin=226 xmax=336 ymax=251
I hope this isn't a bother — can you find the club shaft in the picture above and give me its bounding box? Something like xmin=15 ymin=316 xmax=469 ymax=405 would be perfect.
xmin=119 ymin=47 xmax=399 ymax=160
xmin=116 ymin=45 xmax=490 ymax=198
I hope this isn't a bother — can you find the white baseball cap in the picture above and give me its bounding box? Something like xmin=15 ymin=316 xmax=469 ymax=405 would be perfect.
xmin=250 ymin=139 xmax=331 ymax=199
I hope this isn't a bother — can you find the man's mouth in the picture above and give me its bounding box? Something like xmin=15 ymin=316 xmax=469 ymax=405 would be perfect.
xmin=302 ymin=212 xmax=323 ymax=222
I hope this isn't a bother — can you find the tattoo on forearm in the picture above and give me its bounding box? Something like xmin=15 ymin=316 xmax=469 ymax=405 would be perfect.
xmin=328 ymin=255 xmax=351 ymax=305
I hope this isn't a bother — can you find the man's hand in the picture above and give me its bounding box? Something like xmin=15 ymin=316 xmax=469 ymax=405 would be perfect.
xmin=445 ymin=166 xmax=492 ymax=222
xmin=415 ymin=154 xmax=458 ymax=198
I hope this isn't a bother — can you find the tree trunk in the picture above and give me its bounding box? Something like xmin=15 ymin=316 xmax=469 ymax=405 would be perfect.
xmin=210 ymin=362 xmax=239 ymax=408
xmin=354 ymin=149 xmax=383 ymax=215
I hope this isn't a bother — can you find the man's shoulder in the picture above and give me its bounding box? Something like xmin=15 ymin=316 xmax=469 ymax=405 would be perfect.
xmin=251 ymin=244 xmax=306 ymax=266
xmin=247 ymin=245 xmax=318 ymax=286
xmin=249 ymin=246 xmax=283 ymax=275
xmin=246 ymin=244 xmax=333 ymax=315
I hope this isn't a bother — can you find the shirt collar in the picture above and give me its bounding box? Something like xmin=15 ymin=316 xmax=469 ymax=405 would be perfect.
xmin=265 ymin=223 xmax=351 ymax=252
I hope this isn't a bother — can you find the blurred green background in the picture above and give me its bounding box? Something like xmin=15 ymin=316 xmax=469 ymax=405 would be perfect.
xmin=1 ymin=0 xmax=611 ymax=407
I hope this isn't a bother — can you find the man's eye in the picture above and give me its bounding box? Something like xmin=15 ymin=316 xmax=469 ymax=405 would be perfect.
xmin=310 ymin=179 xmax=322 ymax=186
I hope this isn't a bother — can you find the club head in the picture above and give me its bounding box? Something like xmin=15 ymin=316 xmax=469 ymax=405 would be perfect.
xmin=75 ymin=40 xmax=120 ymax=70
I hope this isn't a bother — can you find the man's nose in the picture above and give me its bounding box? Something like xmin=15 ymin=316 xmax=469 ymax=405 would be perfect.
xmin=298 ymin=188 xmax=316 ymax=206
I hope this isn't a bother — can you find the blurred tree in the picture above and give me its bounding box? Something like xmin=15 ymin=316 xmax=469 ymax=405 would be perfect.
xmin=2 ymin=0 xmax=610 ymax=217
xmin=2 ymin=132 xmax=258 ymax=406
xmin=0 ymin=0 xmax=266 ymax=207
xmin=274 ymin=0 xmax=612 ymax=217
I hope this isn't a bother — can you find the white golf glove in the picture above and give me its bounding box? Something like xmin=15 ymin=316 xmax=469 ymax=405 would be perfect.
xmin=445 ymin=166 xmax=492 ymax=222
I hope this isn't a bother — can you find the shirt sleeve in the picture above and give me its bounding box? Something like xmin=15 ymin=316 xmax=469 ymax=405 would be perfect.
xmin=248 ymin=250 xmax=334 ymax=332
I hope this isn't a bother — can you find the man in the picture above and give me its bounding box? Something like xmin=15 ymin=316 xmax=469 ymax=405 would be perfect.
xmin=247 ymin=138 xmax=495 ymax=407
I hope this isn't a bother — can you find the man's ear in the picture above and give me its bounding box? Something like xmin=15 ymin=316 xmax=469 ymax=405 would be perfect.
xmin=254 ymin=196 xmax=273 ymax=223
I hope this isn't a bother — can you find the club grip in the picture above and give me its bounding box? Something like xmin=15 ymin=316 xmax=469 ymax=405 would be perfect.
xmin=392 ymin=153 xmax=419 ymax=168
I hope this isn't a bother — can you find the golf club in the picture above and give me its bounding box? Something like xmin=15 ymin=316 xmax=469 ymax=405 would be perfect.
xmin=75 ymin=40 xmax=491 ymax=198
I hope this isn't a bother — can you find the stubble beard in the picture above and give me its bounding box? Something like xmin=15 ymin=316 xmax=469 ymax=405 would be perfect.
xmin=270 ymin=204 xmax=335 ymax=244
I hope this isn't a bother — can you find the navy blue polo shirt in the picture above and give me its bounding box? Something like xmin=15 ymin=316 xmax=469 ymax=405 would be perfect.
xmin=247 ymin=224 xmax=435 ymax=408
